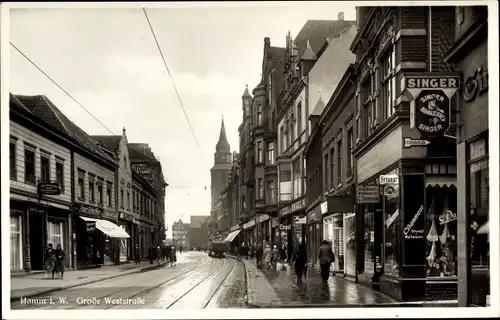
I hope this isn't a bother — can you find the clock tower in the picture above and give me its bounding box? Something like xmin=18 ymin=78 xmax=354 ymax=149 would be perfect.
xmin=210 ymin=117 xmax=232 ymax=219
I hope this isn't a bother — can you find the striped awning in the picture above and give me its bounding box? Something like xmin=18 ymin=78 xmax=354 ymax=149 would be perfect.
xmin=426 ymin=176 xmax=457 ymax=188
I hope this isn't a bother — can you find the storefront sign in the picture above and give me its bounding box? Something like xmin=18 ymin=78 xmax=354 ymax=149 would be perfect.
xmin=463 ymin=66 xmax=488 ymax=102
xmin=469 ymin=138 xmax=487 ymax=161
xmin=413 ymin=90 xmax=451 ymax=136
xmin=37 ymin=182 xmax=61 ymax=195
xmin=76 ymin=204 xmax=103 ymax=217
xmin=403 ymin=138 xmax=430 ymax=148
xmin=307 ymin=206 xmax=321 ymax=223
xmin=279 ymin=224 xmax=291 ymax=231
xmin=132 ymin=163 xmax=151 ymax=173
xmin=102 ymin=210 xmax=117 ymax=220
xmin=439 ymin=210 xmax=457 ymax=225
xmin=402 ymin=174 xmax=426 ymax=266
xmin=279 ymin=198 xmax=306 ymax=217
xmin=86 ymin=221 xmax=96 ymax=232
xmin=28 ymin=206 xmax=46 ymax=214
xmin=356 ymin=185 xmax=380 ymax=203
xmin=379 ymin=175 xmax=399 ymax=185
xmin=119 ymin=212 xmax=135 ymax=222
xmin=403 ymin=205 xmax=424 ymax=239
xmin=320 ymin=201 xmax=328 ymax=214
xmin=385 ymin=209 xmax=399 ymax=228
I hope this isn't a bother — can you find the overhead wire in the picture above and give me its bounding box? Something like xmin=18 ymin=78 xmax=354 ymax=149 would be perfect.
xmin=142 ymin=8 xmax=210 ymax=171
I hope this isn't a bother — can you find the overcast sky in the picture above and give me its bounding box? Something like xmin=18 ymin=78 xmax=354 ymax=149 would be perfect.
xmin=7 ymin=2 xmax=355 ymax=238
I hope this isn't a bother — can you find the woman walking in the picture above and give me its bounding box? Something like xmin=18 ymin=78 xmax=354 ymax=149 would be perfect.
xmin=263 ymin=244 xmax=272 ymax=269
xmin=293 ymin=243 xmax=307 ymax=284
xmin=53 ymin=244 xmax=66 ymax=279
xmin=271 ymin=245 xmax=280 ymax=269
xmin=44 ymin=243 xmax=55 ymax=278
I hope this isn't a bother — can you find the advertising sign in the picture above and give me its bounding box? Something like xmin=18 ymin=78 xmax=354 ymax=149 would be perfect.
xmin=37 ymin=182 xmax=61 ymax=195
xmin=86 ymin=221 xmax=96 ymax=233
xmin=379 ymin=175 xmax=399 ymax=185
xmin=356 ymin=185 xmax=380 ymax=204
xmin=402 ymin=174 xmax=426 ymax=267
xmin=402 ymin=73 xmax=460 ymax=137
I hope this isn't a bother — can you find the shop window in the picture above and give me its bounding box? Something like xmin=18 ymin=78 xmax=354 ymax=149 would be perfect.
xmin=425 ymin=187 xmax=458 ymax=278
xmin=344 ymin=213 xmax=356 ymax=276
xmin=10 ymin=141 xmax=17 ymax=180
xmin=363 ymin=210 xmax=376 ymax=277
xmin=24 ymin=148 xmax=35 ymax=184
xmin=47 ymin=220 xmax=64 ymax=249
xmin=56 ymin=161 xmax=64 ymax=193
xmin=40 ymin=155 xmax=50 ymax=182
xmin=10 ymin=215 xmax=23 ymax=270
xmin=383 ymin=193 xmax=401 ymax=277
xmin=333 ymin=215 xmax=344 ymax=272
xmin=469 ymin=159 xmax=489 ymax=267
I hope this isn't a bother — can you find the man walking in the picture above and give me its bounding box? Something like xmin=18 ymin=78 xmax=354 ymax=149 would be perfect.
xmin=318 ymin=240 xmax=335 ymax=283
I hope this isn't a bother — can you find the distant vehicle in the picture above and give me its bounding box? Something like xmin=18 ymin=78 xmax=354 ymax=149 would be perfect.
xmin=209 ymin=241 xmax=227 ymax=258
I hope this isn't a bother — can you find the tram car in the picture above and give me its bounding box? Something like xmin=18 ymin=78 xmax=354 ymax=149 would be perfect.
xmin=209 ymin=241 xmax=227 ymax=258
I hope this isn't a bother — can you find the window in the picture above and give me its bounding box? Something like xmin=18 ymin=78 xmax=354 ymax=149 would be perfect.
xmin=106 ymin=182 xmax=112 ymax=207
xmin=10 ymin=141 xmax=17 ymax=179
xmin=267 ymin=142 xmax=275 ymax=165
xmin=286 ymin=119 xmax=291 ymax=148
xmin=280 ymin=126 xmax=286 ymax=154
xmin=56 ymin=161 xmax=64 ymax=193
xmin=292 ymin=158 xmax=302 ymax=199
xmin=297 ymin=102 xmax=302 ymax=142
xmin=120 ymin=189 xmax=124 ymax=208
xmin=257 ymin=141 xmax=264 ymax=163
xmin=337 ymin=139 xmax=343 ymax=184
xmin=324 ymin=153 xmax=329 ymax=189
xmin=40 ymin=155 xmax=50 ymax=182
xmin=47 ymin=220 xmax=63 ymax=249
xmin=127 ymin=192 xmax=130 ymax=210
xmin=290 ymin=115 xmax=295 ymax=143
xmin=10 ymin=215 xmax=23 ymax=270
xmin=24 ymin=148 xmax=35 ymax=184
xmin=347 ymin=128 xmax=354 ymax=174
xmin=88 ymin=180 xmax=95 ymax=203
xmin=384 ymin=188 xmax=401 ymax=277
xmin=133 ymin=190 xmax=136 ymax=211
xmin=257 ymin=178 xmax=264 ymax=200
xmin=380 ymin=47 xmax=396 ymax=121
xmin=267 ymin=180 xmax=275 ymax=204
xmin=78 ymin=171 xmax=85 ymax=201
xmin=330 ymin=148 xmax=335 ymax=187
xmin=361 ymin=76 xmax=373 ymax=137
xmin=96 ymin=184 xmax=103 ymax=204
xmin=257 ymin=104 xmax=263 ymax=125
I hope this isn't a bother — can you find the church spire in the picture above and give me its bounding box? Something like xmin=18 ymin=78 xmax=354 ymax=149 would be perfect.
xmin=215 ymin=116 xmax=230 ymax=154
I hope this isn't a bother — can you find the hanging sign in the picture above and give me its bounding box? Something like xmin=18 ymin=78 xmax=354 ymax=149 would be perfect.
xmin=383 ymin=185 xmax=399 ymax=199
xmin=403 ymin=138 xmax=430 ymax=148
xmin=402 ymin=73 xmax=460 ymax=137
xmin=37 ymin=182 xmax=61 ymax=195
xmin=357 ymin=185 xmax=380 ymax=203
xmin=379 ymin=175 xmax=399 ymax=185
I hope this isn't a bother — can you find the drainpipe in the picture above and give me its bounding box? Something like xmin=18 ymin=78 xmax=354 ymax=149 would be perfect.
xmin=428 ymin=6 xmax=432 ymax=72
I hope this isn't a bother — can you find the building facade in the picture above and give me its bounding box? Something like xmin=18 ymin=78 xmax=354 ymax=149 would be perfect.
xmin=10 ymin=95 xmax=74 ymax=272
xmin=350 ymin=6 xmax=460 ymax=301
xmin=442 ymin=5 xmax=489 ymax=307
xmin=128 ymin=143 xmax=168 ymax=249
xmin=189 ymin=215 xmax=210 ymax=250
xmin=172 ymin=219 xmax=189 ymax=249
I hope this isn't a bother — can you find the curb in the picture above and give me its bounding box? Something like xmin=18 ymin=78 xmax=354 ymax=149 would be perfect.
xmin=246 ymin=301 xmax=459 ymax=308
xmin=226 ymin=254 xmax=250 ymax=306
xmin=10 ymin=261 xmax=168 ymax=302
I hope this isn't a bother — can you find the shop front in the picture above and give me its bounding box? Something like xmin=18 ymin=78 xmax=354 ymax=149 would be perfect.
xmin=9 ymin=198 xmax=72 ymax=272
xmin=306 ymin=203 xmax=322 ymax=267
xmin=74 ymin=203 xmax=130 ymax=269
xmin=321 ymin=192 xmax=355 ymax=277
xmin=243 ymin=218 xmax=256 ymax=247
xmin=118 ymin=212 xmax=136 ymax=262
xmin=277 ymin=197 xmax=306 ymax=259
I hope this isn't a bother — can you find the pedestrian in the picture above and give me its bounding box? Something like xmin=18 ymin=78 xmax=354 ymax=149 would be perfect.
xmin=280 ymin=245 xmax=286 ymax=262
xmin=156 ymin=246 xmax=162 ymax=264
xmin=318 ymin=240 xmax=335 ymax=283
xmin=271 ymin=245 xmax=280 ymax=269
xmin=148 ymin=244 xmax=156 ymax=264
xmin=170 ymin=246 xmax=177 ymax=267
xmin=255 ymin=243 xmax=263 ymax=268
xmin=44 ymin=243 xmax=55 ymax=278
xmin=53 ymin=244 xmax=66 ymax=279
xmin=293 ymin=243 xmax=307 ymax=284
xmin=263 ymin=244 xmax=272 ymax=269
xmin=134 ymin=244 xmax=140 ymax=264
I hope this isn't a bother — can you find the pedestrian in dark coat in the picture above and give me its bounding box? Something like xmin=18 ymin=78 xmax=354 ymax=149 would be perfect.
xmin=44 ymin=243 xmax=55 ymax=278
xmin=318 ymin=240 xmax=335 ymax=283
xmin=53 ymin=244 xmax=66 ymax=279
xmin=294 ymin=243 xmax=307 ymax=284
xmin=271 ymin=245 xmax=280 ymax=269
xmin=169 ymin=246 xmax=177 ymax=266
xmin=255 ymin=244 xmax=263 ymax=268
xmin=148 ymin=244 xmax=156 ymax=264
xmin=134 ymin=244 xmax=141 ymax=264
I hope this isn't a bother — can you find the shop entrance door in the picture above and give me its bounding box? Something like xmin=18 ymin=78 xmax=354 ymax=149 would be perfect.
xmin=29 ymin=213 xmax=45 ymax=270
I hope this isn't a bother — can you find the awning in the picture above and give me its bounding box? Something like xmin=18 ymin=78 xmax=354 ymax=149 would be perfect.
xmin=477 ymin=221 xmax=489 ymax=234
xmin=224 ymin=229 xmax=241 ymax=243
xmin=80 ymin=216 xmax=130 ymax=238
xmin=296 ymin=217 xmax=307 ymax=224
xmin=425 ymin=176 xmax=456 ymax=188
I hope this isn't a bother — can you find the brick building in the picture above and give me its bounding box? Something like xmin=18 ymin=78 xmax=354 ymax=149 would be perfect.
xmin=350 ymin=6 xmax=461 ymax=301
xmin=442 ymin=5 xmax=489 ymax=307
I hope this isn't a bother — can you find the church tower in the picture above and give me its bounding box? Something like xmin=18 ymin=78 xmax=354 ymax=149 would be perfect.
xmin=210 ymin=117 xmax=232 ymax=215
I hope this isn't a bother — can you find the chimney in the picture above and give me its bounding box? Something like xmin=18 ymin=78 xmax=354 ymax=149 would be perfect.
xmin=264 ymin=37 xmax=270 ymax=48
xmin=338 ymin=12 xmax=344 ymax=21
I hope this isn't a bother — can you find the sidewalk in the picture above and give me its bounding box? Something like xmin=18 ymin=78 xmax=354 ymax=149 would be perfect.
xmin=10 ymin=259 xmax=169 ymax=301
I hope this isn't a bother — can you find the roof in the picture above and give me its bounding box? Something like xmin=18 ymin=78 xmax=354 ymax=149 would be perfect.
xmin=300 ymin=40 xmax=318 ymax=60
xmin=13 ymin=94 xmax=116 ymax=164
xmin=310 ymin=91 xmax=326 ymax=116
xmin=91 ymin=135 xmax=122 ymax=155
xmin=128 ymin=143 xmax=158 ymax=162
xmin=242 ymin=85 xmax=252 ymax=98
xmin=215 ymin=118 xmax=230 ymax=154
xmin=190 ymin=215 xmax=210 ymax=228
xmin=294 ymin=20 xmax=356 ymax=57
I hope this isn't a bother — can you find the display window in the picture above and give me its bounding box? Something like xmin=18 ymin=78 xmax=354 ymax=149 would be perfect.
xmin=425 ymin=187 xmax=457 ymax=278
xmin=10 ymin=214 xmax=23 ymax=270
xmin=344 ymin=213 xmax=356 ymax=276
xmin=363 ymin=211 xmax=375 ymax=277
xmin=383 ymin=192 xmax=400 ymax=277
xmin=332 ymin=214 xmax=344 ymax=272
